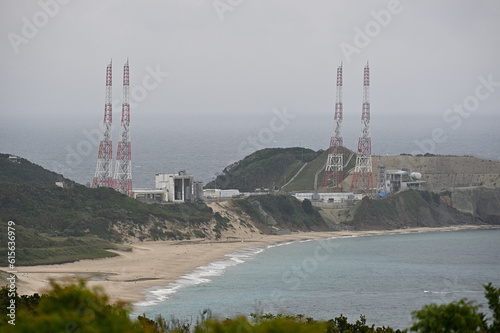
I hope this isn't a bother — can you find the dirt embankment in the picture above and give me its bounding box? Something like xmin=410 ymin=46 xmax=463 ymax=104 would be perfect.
xmin=444 ymin=187 xmax=500 ymax=225
xmin=372 ymin=155 xmax=500 ymax=190
xmin=349 ymin=187 xmax=500 ymax=231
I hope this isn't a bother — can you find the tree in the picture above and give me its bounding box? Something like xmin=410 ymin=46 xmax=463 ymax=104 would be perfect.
xmin=302 ymin=198 xmax=314 ymax=215
xmin=2 ymin=280 xmax=145 ymax=333
xmin=484 ymin=283 xmax=500 ymax=333
xmin=410 ymin=299 xmax=486 ymax=332
xmin=410 ymin=283 xmax=500 ymax=333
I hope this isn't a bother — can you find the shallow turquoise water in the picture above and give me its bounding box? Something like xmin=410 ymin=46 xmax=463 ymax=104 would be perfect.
xmin=134 ymin=229 xmax=500 ymax=329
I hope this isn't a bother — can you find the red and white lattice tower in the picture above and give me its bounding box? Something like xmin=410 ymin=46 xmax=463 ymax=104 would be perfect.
xmin=351 ymin=62 xmax=373 ymax=192
xmin=113 ymin=59 xmax=133 ymax=197
xmin=92 ymin=60 xmax=114 ymax=188
xmin=323 ymin=62 xmax=344 ymax=190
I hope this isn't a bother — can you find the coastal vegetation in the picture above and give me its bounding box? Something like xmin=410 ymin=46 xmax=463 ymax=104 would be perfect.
xmin=234 ymin=194 xmax=329 ymax=233
xmin=1 ymin=281 xmax=499 ymax=332
xmin=204 ymin=147 xmax=358 ymax=192
xmin=205 ymin=147 xmax=323 ymax=192
xmin=0 ymin=153 xmax=74 ymax=186
xmin=0 ymin=182 xmax=214 ymax=265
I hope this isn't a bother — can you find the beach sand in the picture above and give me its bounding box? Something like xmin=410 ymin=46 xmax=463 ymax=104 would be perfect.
xmin=9 ymin=225 xmax=493 ymax=305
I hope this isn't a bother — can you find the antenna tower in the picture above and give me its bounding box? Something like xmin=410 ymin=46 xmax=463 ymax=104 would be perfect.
xmin=92 ymin=60 xmax=114 ymax=188
xmin=351 ymin=62 xmax=373 ymax=192
xmin=323 ymin=62 xmax=344 ymax=190
xmin=114 ymin=60 xmax=133 ymax=197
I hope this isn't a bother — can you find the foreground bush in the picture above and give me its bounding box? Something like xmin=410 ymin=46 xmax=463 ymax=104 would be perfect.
xmin=410 ymin=282 xmax=500 ymax=333
xmin=0 ymin=281 xmax=498 ymax=332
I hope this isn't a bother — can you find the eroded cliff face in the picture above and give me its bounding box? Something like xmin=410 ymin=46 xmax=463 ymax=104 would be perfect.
xmin=445 ymin=187 xmax=500 ymax=225
xmin=349 ymin=187 xmax=499 ymax=230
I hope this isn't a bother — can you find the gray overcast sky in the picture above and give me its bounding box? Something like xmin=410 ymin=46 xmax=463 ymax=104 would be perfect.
xmin=1 ymin=0 xmax=499 ymax=129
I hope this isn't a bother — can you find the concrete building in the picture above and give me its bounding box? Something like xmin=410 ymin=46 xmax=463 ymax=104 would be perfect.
xmin=293 ymin=192 xmax=362 ymax=203
xmin=8 ymin=155 xmax=21 ymax=163
xmin=386 ymin=169 xmax=426 ymax=193
xmin=132 ymin=170 xmax=201 ymax=203
xmin=193 ymin=181 xmax=204 ymax=202
xmin=132 ymin=189 xmax=168 ymax=202
xmin=156 ymin=170 xmax=193 ymax=202
xmin=203 ymin=189 xmax=241 ymax=200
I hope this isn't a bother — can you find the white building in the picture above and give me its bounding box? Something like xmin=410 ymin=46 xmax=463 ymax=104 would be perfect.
xmin=132 ymin=189 xmax=168 ymax=202
xmin=156 ymin=170 xmax=193 ymax=202
xmin=293 ymin=192 xmax=362 ymax=203
xmin=386 ymin=169 xmax=426 ymax=193
xmin=132 ymin=170 xmax=202 ymax=203
xmin=203 ymin=189 xmax=241 ymax=200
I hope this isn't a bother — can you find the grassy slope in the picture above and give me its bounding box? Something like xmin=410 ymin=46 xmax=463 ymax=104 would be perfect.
xmin=0 ymin=182 xmax=213 ymax=265
xmin=0 ymin=153 xmax=74 ymax=186
xmin=0 ymin=183 xmax=213 ymax=239
xmin=0 ymin=221 xmax=124 ymax=266
xmin=205 ymin=148 xmax=322 ymax=192
xmin=233 ymin=194 xmax=329 ymax=232
xmin=283 ymin=147 xmax=356 ymax=192
xmin=351 ymin=190 xmax=451 ymax=230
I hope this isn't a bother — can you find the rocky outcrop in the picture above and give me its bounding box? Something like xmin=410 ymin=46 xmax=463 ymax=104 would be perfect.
xmin=446 ymin=187 xmax=500 ymax=224
xmin=349 ymin=187 xmax=498 ymax=230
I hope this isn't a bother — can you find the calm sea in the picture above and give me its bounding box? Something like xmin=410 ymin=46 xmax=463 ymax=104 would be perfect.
xmin=1 ymin=113 xmax=499 ymax=187
xmin=134 ymin=229 xmax=500 ymax=330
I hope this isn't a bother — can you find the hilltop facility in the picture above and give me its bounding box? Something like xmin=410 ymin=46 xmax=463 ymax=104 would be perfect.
xmin=132 ymin=170 xmax=203 ymax=203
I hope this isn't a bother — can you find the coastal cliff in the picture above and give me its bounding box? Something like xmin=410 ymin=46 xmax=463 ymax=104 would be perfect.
xmin=342 ymin=187 xmax=500 ymax=230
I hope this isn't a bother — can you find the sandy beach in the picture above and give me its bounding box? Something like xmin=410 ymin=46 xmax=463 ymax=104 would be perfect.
xmin=9 ymin=225 xmax=495 ymax=305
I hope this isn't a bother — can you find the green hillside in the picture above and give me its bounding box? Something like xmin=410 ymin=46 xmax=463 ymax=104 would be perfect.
xmin=204 ymin=147 xmax=356 ymax=193
xmin=0 ymin=153 xmax=74 ymax=186
xmin=205 ymin=147 xmax=322 ymax=192
xmin=0 ymin=183 xmax=213 ymax=239
xmin=282 ymin=148 xmax=356 ymax=192
xmin=233 ymin=194 xmax=330 ymax=233
xmin=0 ymin=182 xmax=213 ymax=265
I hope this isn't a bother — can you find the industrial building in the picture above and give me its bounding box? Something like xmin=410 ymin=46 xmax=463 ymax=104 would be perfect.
xmin=385 ymin=169 xmax=426 ymax=193
xmin=293 ymin=192 xmax=362 ymax=203
xmin=203 ymin=189 xmax=242 ymax=200
xmin=156 ymin=170 xmax=193 ymax=202
xmin=132 ymin=170 xmax=203 ymax=203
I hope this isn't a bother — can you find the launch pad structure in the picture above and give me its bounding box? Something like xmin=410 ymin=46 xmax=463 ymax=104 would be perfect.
xmin=92 ymin=60 xmax=133 ymax=197
xmin=322 ymin=61 xmax=374 ymax=196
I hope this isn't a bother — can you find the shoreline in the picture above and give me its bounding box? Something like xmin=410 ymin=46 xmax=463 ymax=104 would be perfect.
xmin=8 ymin=225 xmax=497 ymax=306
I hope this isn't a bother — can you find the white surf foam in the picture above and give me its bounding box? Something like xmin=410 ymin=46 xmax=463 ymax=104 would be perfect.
xmin=134 ymin=247 xmax=264 ymax=307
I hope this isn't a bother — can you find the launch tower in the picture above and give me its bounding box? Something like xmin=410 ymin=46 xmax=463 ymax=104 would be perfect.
xmin=323 ymin=63 xmax=344 ymax=190
xmin=92 ymin=60 xmax=114 ymax=188
xmin=113 ymin=60 xmax=133 ymax=197
xmin=351 ymin=62 xmax=373 ymax=192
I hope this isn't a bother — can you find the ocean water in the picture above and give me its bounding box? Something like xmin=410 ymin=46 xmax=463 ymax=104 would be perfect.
xmin=133 ymin=229 xmax=500 ymax=330
xmin=1 ymin=113 xmax=499 ymax=188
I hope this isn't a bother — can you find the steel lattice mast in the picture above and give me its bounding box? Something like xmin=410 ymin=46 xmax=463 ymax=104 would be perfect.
xmin=351 ymin=62 xmax=373 ymax=192
xmin=92 ymin=60 xmax=114 ymax=188
xmin=323 ymin=62 xmax=344 ymax=190
xmin=113 ymin=59 xmax=133 ymax=197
